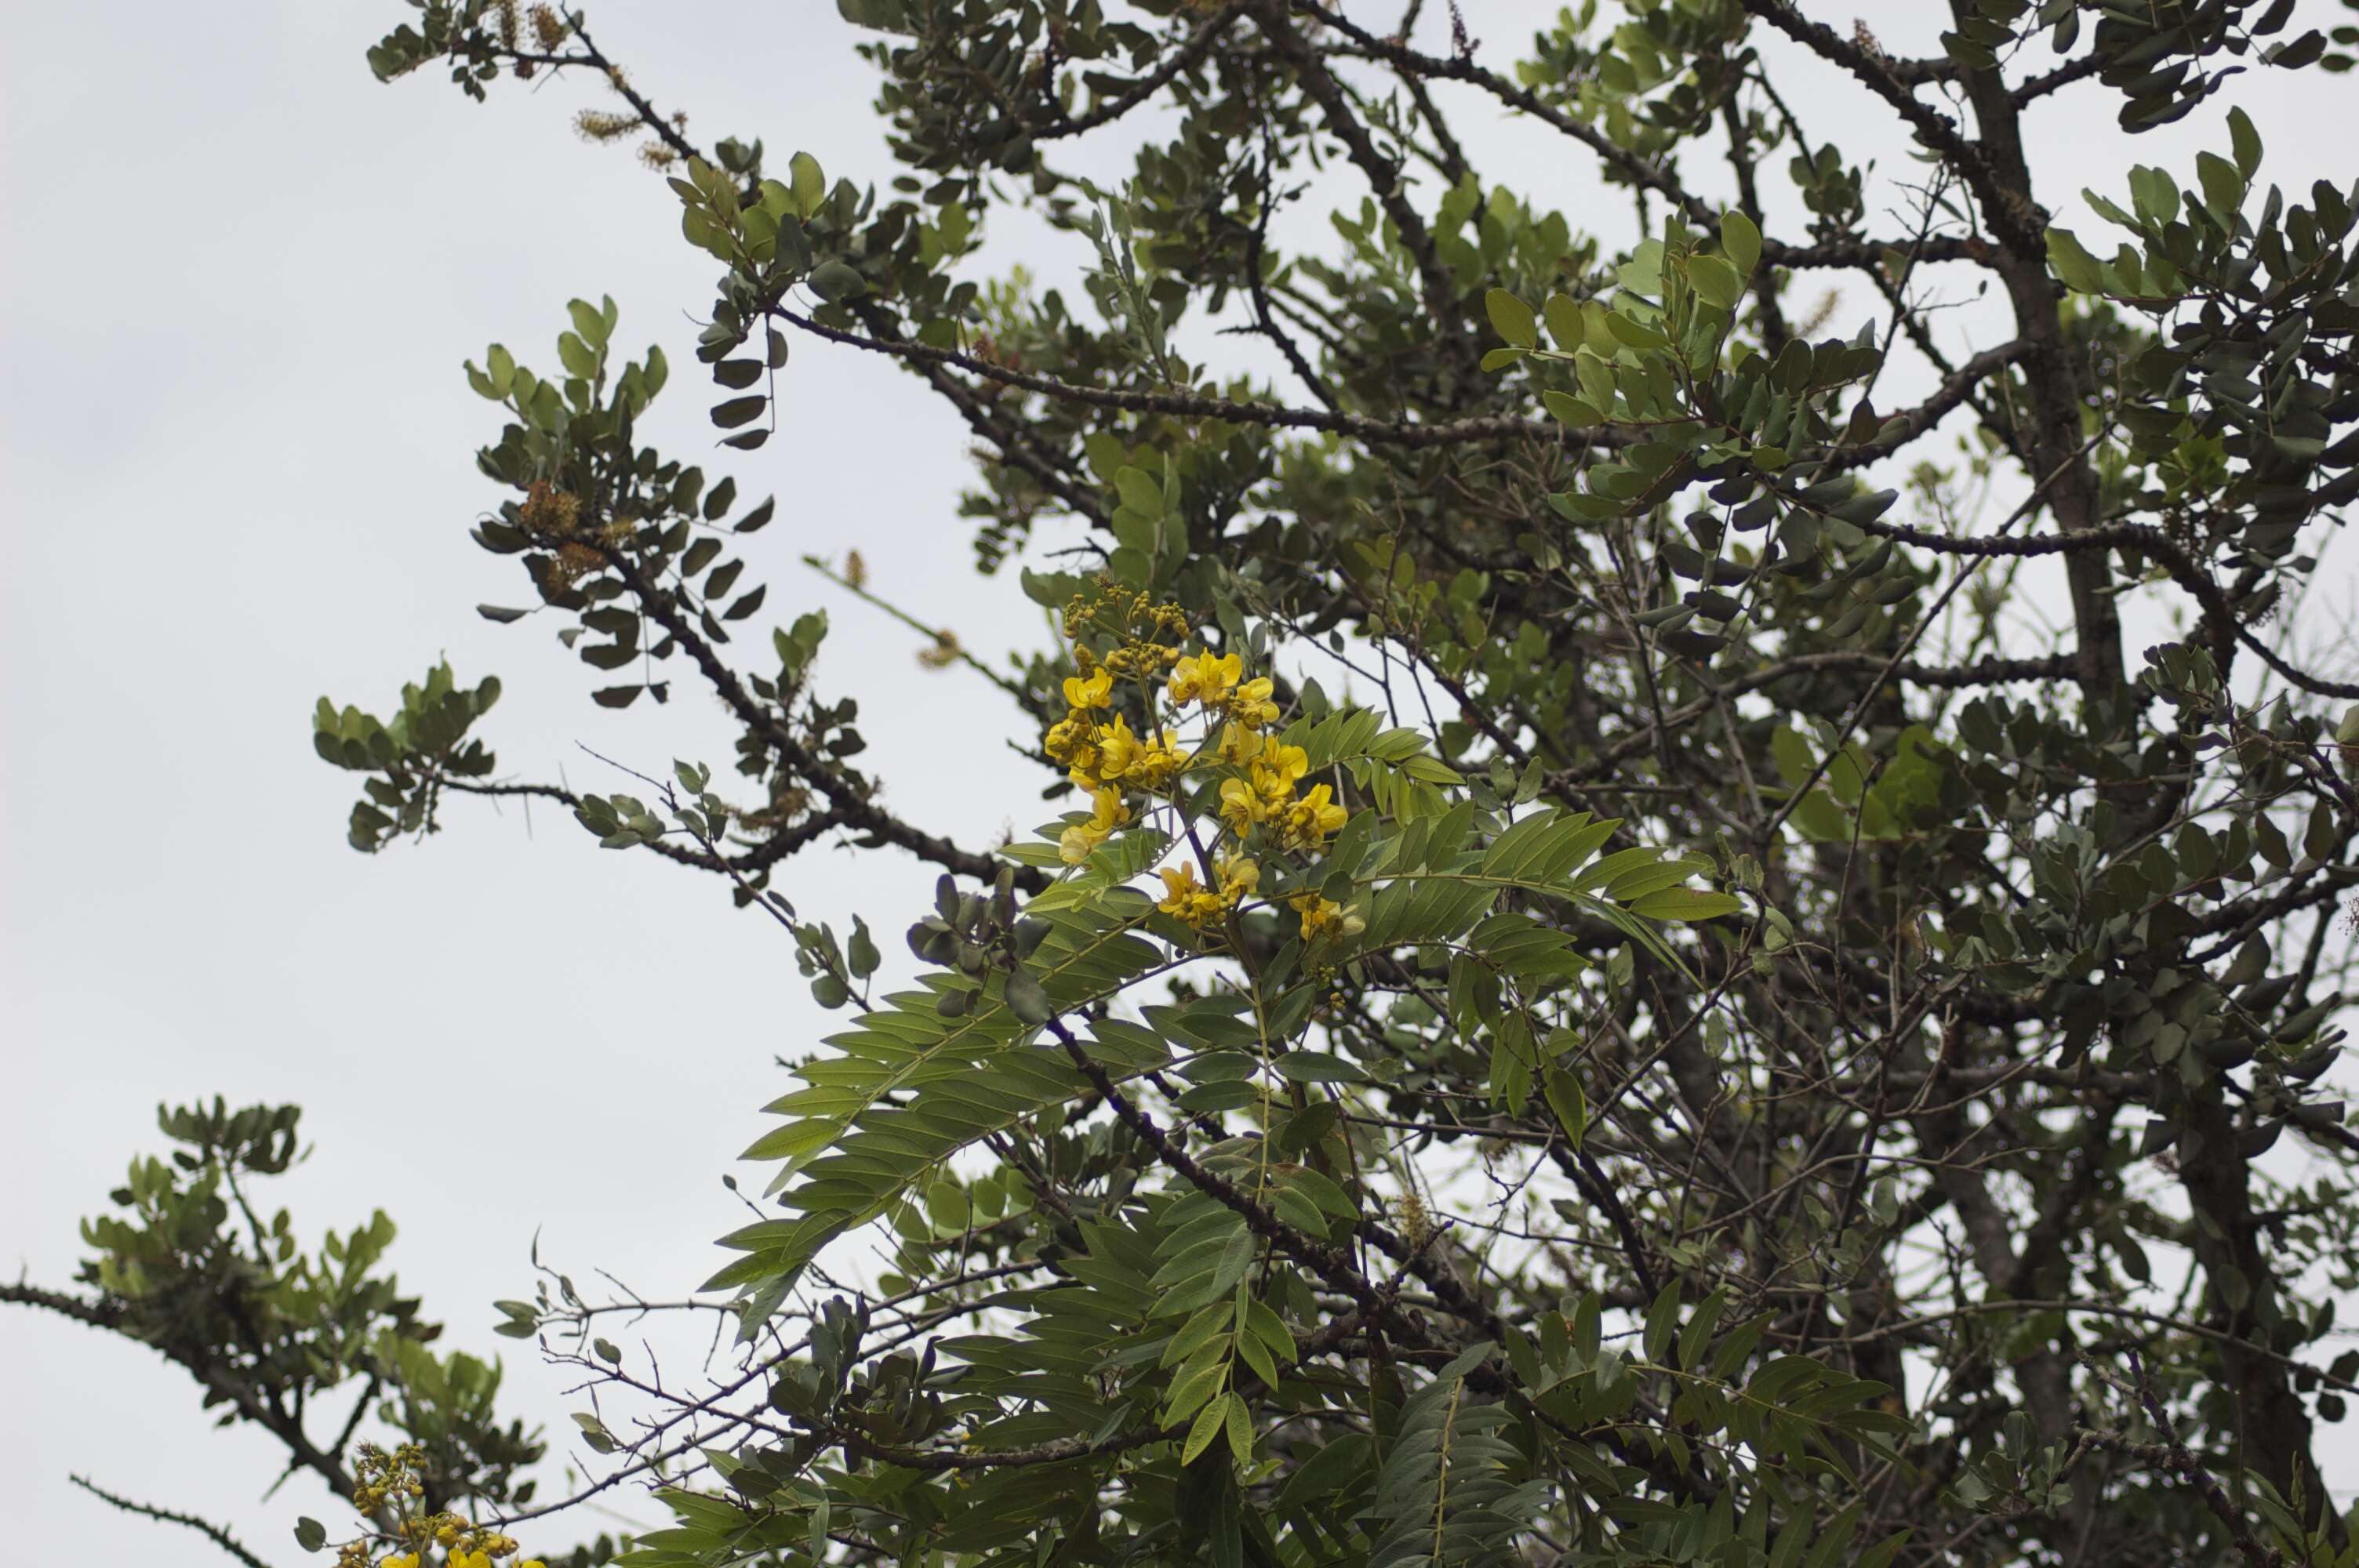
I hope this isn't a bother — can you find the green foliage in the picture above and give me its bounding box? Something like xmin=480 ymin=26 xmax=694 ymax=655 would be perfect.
xmin=314 ymin=662 xmax=503 ymax=850
xmin=26 ymin=3 xmax=2359 ymax=1568
xmin=68 ymin=1102 xmax=554 ymax=1518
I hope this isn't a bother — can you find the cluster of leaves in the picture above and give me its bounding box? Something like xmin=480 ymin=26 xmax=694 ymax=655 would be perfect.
xmin=27 ymin=1 xmax=2359 ymax=1567
xmin=9 ymin=1102 xmax=588 ymax=1561
xmin=315 ymin=663 xmax=503 ymax=851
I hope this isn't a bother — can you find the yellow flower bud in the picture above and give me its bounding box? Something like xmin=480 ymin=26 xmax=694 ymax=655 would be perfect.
xmin=1226 ymin=675 xmax=1279 ymax=729
xmin=1289 ymin=891 xmax=1359 ymax=942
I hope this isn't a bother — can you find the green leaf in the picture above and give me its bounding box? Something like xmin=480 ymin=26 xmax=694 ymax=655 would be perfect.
xmin=1770 ymin=726 xmax=1818 ymax=786
xmin=711 ymin=395 xmax=768 ymax=429
xmin=557 ymin=331 xmax=598 ymax=378
xmin=1183 ymin=1392 xmax=1232 ymax=1464
xmin=568 ymin=298 xmax=610 ymax=348
xmin=847 ymin=919 xmax=879 ymax=978
xmin=1224 ymin=1393 xmax=1254 ymax=1466
xmin=1274 ymin=1051 xmax=1365 ymax=1083
xmin=1543 ymin=292 xmax=1585 ymax=350
xmin=1643 ymin=1281 xmax=1681 ymax=1363
xmin=1627 ymin=887 xmax=1743 ymax=923
xmin=789 ymin=150 xmax=826 ymax=216
xmin=1542 ymin=390 xmax=1603 ymax=427
xmin=1542 ymin=1067 xmax=1586 ymax=1149
xmin=295 ymin=1519 xmax=327 ymax=1553
xmin=1485 ymin=288 xmax=1538 ymax=349
xmin=1721 ymin=209 xmax=1762 ymax=276
xmin=809 ymin=260 xmax=865 ymax=302
xmin=1688 ymin=253 xmax=1745 ymax=310
xmin=2045 ymin=227 xmax=2105 ymax=294
xmin=1677 ymin=1287 xmax=1725 ymax=1371
xmin=1606 ymin=310 xmax=1670 ymax=351
xmin=1115 ymin=466 xmax=1165 ymax=517
xmin=2194 ymin=149 xmax=2245 ymax=225
xmin=2228 ymin=106 xmax=2263 ymax=178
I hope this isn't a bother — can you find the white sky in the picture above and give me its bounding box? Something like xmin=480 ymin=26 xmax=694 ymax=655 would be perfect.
xmin=6 ymin=2 xmax=2358 ymax=1563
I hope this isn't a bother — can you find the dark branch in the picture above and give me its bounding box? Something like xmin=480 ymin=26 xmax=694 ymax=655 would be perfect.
xmin=70 ymin=1476 xmax=278 ymax=1568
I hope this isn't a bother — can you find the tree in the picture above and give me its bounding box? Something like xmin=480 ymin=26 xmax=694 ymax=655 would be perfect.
xmin=16 ymin=0 xmax=2359 ymax=1563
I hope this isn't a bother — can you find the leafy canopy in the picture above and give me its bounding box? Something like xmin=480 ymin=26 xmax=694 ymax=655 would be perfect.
xmin=19 ymin=2 xmax=2359 ymax=1568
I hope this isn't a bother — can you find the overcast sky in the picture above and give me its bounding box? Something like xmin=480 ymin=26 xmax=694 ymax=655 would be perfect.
xmin=7 ymin=3 xmax=2358 ymax=1564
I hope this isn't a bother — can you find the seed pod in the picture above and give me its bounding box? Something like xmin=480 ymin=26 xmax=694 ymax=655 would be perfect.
xmin=1004 ymin=970 xmax=1052 ymax=1026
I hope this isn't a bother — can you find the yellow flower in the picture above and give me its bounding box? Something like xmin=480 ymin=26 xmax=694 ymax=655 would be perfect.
xmin=1219 ymin=744 xmax=1309 ymax=835
xmin=1043 ymin=713 xmax=1094 ymax=766
xmin=1227 ymin=675 xmax=1280 ymax=729
xmin=1278 ymin=783 xmax=1350 ymax=851
xmin=1219 ymin=774 xmax=1270 ymax=833
xmin=452 ymin=1553 xmax=493 ymax=1568
xmin=1096 ymin=713 xmax=1142 ymax=780
xmin=1157 ymin=862 xmax=1221 ymax=925
xmin=1256 ymin=742 xmax=1308 ymax=789
xmin=1217 ymin=722 xmax=1263 ymax=765
xmin=1169 ymin=651 xmax=1242 ymax=709
xmin=1058 ymin=786 xmax=1130 ymax=865
xmin=1062 ymin=668 xmax=1114 ymax=710
xmin=1218 ymin=853 xmax=1259 ymax=903
xmin=1158 ymin=854 xmax=1255 ymax=927
xmin=1128 ymin=727 xmax=1189 ymax=791
xmin=1290 ymin=892 xmax=1347 ymax=941
xmin=383 ymin=1557 xmax=420 ymax=1568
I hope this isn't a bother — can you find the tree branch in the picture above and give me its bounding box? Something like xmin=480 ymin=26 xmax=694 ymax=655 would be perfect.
xmin=70 ymin=1476 xmax=278 ymax=1568
xmin=771 ymin=307 xmax=1625 ymax=451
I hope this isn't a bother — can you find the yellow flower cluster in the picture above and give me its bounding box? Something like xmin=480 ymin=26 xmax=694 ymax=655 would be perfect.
xmin=1054 ymin=781 xmax=1131 ymax=867
xmin=1064 ymin=583 xmax=1191 ymax=676
xmin=1043 ymin=589 xmax=1201 ymax=866
xmin=1045 ymin=661 xmax=1183 ymax=864
xmin=383 ymin=1524 xmax=536 ymax=1568
xmin=351 ymin=1444 xmax=428 ymax=1515
xmin=1035 ymin=582 xmax=1361 ymax=944
xmin=1168 ymin=651 xmax=1278 ymax=728
xmin=1214 ymin=732 xmax=1347 ymax=852
xmin=1096 ymin=714 xmax=1189 ymax=791
xmin=341 ymin=1444 xmax=542 ymax=1568
xmin=1158 ymin=854 xmax=1260 ymax=928
xmin=1289 ymin=891 xmax=1360 ymax=942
